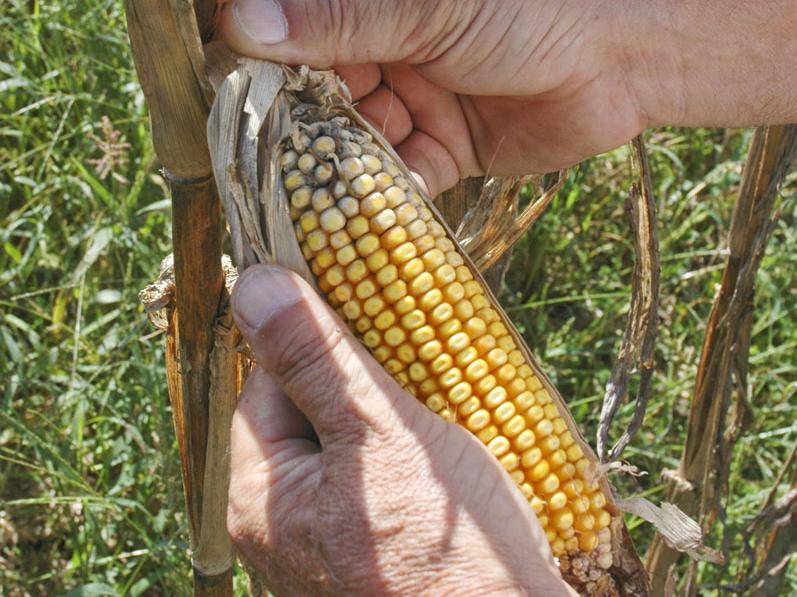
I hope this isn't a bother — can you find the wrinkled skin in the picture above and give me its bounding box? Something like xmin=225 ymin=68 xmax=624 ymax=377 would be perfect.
xmin=230 ymin=266 xmax=576 ymax=595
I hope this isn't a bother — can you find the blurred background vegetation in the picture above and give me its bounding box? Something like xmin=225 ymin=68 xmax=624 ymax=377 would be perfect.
xmin=1 ymin=0 xmax=795 ymax=595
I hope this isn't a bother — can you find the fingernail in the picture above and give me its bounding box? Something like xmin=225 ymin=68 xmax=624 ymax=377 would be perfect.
xmin=233 ymin=265 xmax=302 ymax=331
xmin=233 ymin=0 xmax=288 ymax=45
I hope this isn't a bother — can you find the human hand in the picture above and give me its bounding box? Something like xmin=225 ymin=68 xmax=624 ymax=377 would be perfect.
xmin=228 ymin=265 xmax=575 ymax=595
xmin=218 ymin=0 xmax=797 ymax=196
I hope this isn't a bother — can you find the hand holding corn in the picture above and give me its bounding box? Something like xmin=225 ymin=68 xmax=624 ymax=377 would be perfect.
xmin=230 ymin=266 xmax=576 ymax=595
xmin=218 ymin=0 xmax=797 ymax=196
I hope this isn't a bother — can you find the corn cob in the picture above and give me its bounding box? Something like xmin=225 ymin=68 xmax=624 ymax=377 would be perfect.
xmin=281 ymin=113 xmax=615 ymax=567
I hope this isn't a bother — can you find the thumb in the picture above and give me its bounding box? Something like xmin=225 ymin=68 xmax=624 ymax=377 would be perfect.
xmin=232 ymin=264 xmax=410 ymax=444
xmin=217 ymin=0 xmax=467 ymax=68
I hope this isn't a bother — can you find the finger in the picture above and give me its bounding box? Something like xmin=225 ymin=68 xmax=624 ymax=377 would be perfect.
xmin=354 ymin=85 xmax=413 ymax=146
xmin=232 ymin=368 xmax=319 ymax=473
xmin=334 ymin=64 xmax=381 ymax=101
xmin=395 ymin=130 xmax=460 ymax=197
xmin=231 ymin=264 xmax=409 ymax=445
xmin=217 ymin=0 xmax=475 ymax=68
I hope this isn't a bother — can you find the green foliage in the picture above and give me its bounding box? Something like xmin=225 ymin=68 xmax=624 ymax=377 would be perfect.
xmin=1 ymin=0 xmax=795 ymax=595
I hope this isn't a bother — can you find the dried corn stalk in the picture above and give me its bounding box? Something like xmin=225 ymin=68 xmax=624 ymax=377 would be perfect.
xmin=206 ymin=54 xmax=649 ymax=595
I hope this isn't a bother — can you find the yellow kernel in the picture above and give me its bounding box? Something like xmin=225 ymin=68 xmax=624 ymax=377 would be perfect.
xmin=500 ymin=453 xmax=520 ymax=472
xmin=371 ymin=209 xmax=397 ymax=233
xmin=426 ymin=393 xmax=445 ymax=413
xmin=473 ymin=335 xmax=497 ymax=355
xmin=512 ymin=430 xmax=536 ymax=452
xmin=459 ymin=396 xmax=481 ymax=417
xmin=419 ymin=378 xmax=439 ymax=397
xmin=429 ymin=353 xmax=454 ymax=376
xmin=372 ymin=346 xmax=392 ymax=363
xmin=534 ymin=388 xmax=552 ymax=405
xmin=464 ymin=318 xmax=487 ymax=339
xmin=486 ymin=348 xmax=508 ymax=370
xmin=528 ymin=459 xmax=550 ymax=482
xmin=507 ymin=378 xmax=527 ymax=399
xmin=507 ymin=350 xmax=524 ymax=368
xmin=471 ymin=294 xmax=489 ymax=310
xmin=543 ymin=404 xmax=559 ymax=420
xmin=434 ymin=264 xmax=457 ymax=286
xmin=539 ymin=435 xmax=561 ymax=455
xmin=448 ymin=382 xmax=472 ymax=404
xmin=465 ymin=359 xmax=489 ymax=382
xmin=374 ymin=172 xmax=393 ymax=192
xmin=537 ymin=473 xmax=560 ymax=495
xmin=559 ymin=432 xmax=575 ymax=449
xmin=355 ymin=233 xmax=379 ymax=257
xmin=563 ymin=480 xmax=584 ymax=498
xmin=418 ymin=288 xmax=443 ymax=311
xmin=291 ymin=187 xmax=312 ymax=210
xmin=487 ymin=436 xmax=511 ymax=457
xmin=395 ymin=343 xmax=415 ymax=364
xmin=566 ymin=444 xmax=584 ymax=462
xmin=526 ymin=376 xmax=543 ymax=392
xmin=346 ymin=215 xmax=369 ymax=238
xmin=474 ymin=374 xmax=497 ymax=396
xmin=494 ymin=364 xmax=516 ymax=385
xmin=509 ymin=470 xmax=525 ymax=486
xmin=398 ymin=309 xmax=424 ymax=330
xmin=342 ymin=301 xmax=361 ymax=320
xmin=421 ymin=248 xmax=446 ymax=270
xmin=549 ymin=491 xmax=568 ymax=511
xmin=483 ymin=386 xmax=508 ymax=409
xmin=341 ymin=156 xmax=365 ymax=178
xmin=381 ymin=227 xmax=407 ymax=252
xmin=374 ymin=310 xmax=396 ymax=330
xmin=363 ymin=330 xmax=381 ymax=348
xmin=324 ymin=265 xmax=345 ymax=287
xmin=329 ymin=230 xmax=352 ymax=250
xmin=501 ymin=414 xmax=526 ymax=438
xmin=437 ymin=319 xmax=461 ymax=339
xmin=346 ymin=260 xmax=368 ymax=283
xmin=454 ymin=347 xmax=478 ymax=368
xmin=337 ymin=195 xmax=359 ymax=217
xmin=448 ymin=333 xmax=472 ymax=356
xmin=376 ymin=264 xmax=398 ymax=286
xmin=579 ymin=533 xmax=599 ymax=553
xmin=351 ymin=174 xmax=376 ymax=197
xmin=413 ymin=234 xmax=435 ymax=254
xmin=394 ymin=295 xmax=416 ymax=315
xmin=383 ymin=186 xmax=406 ymax=208
xmin=556 ymin=463 xmax=576 ymax=482
xmin=535 ymin=419 xmax=554 ymax=438
xmin=361 ymin=154 xmax=381 ymax=175
xmin=477 ymin=425 xmax=499 ymax=444
xmin=590 ymin=493 xmax=607 ymax=511
xmin=463 ymin=280 xmax=481 ymax=298
xmin=453 ymin=300 xmax=474 ymax=320
xmin=594 ymin=510 xmax=612 ymax=531
xmin=409 ymin=325 xmax=435 ymax=344
xmin=355 ymin=278 xmax=377 ymax=299
xmin=384 ymin=326 xmax=406 ymax=347
xmin=362 ymin=296 xmax=386 ymax=317
xmin=443 ymin=282 xmax=465 ymax=303
xmin=521 ymin=447 xmax=543 ymax=470
xmin=497 ymin=336 xmax=515 ymax=354
xmin=360 ymin=192 xmax=387 ymax=217
xmin=383 ymin=280 xmax=407 ymax=303
xmin=408 ymin=362 xmax=429 ymax=383
xmin=575 ymin=513 xmax=595 ymax=532
xmin=334 ymin=283 xmax=354 ymax=303
xmin=395 ymin=203 xmax=418 ymax=226
xmin=312 ymin=187 xmax=334 ymax=212
xmin=336 ymin=245 xmax=357 ymax=266
xmin=408 ymin=272 xmax=434 ymax=296
xmin=390 ymin=241 xmax=417 ymax=265
xmin=552 ymin=508 xmax=574 ymax=531
xmin=384 ymin=358 xmax=404 ymax=374
xmin=574 ymin=458 xmax=590 ymax=476
xmin=466 ymin=409 xmax=491 ymax=432
xmin=300 ymin=210 xmax=320 ymax=233
xmin=493 ymin=401 xmax=516 ymax=424
xmin=572 ymin=496 xmax=590 ymax=515
xmin=439 ymin=368 xmax=462 ymax=389
xmin=418 ymin=340 xmax=443 ymax=361
xmin=283 ymin=170 xmax=307 ymax=191
xmin=552 ymin=418 xmax=568 ymax=435
xmin=400 ymin=257 xmax=424 ymax=280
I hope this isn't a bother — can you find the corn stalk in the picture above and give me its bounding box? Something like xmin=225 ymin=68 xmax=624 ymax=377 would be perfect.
xmin=645 ymin=124 xmax=797 ymax=595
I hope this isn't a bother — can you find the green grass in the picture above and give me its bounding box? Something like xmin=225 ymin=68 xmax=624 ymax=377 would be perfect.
xmin=1 ymin=0 xmax=795 ymax=595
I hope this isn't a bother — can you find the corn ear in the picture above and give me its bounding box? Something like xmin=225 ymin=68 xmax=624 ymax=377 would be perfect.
xmin=207 ymin=57 xmax=649 ymax=596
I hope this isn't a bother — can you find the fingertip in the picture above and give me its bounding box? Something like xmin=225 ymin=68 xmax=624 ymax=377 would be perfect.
xmin=396 ymin=131 xmax=461 ymax=197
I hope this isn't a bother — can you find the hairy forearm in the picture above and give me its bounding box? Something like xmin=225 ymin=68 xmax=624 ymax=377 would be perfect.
xmin=617 ymin=0 xmax=797 ymax=128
